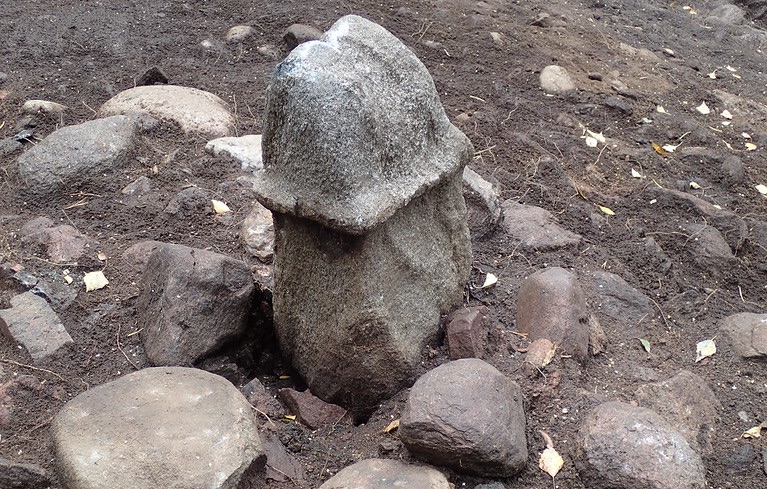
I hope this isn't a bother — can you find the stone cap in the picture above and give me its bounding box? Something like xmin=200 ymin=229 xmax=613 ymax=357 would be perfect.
xmin=252 ymin=15 xmax=473 ymax=235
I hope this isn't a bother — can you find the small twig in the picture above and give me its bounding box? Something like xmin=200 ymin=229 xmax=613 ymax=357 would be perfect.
xmin=267 ymin=464 xmax=300 ymax=486
xmin=116 ymin=323 xmax=139 ymax=370
xmin=81 ymin=101 xmax=97 ymax=115
xmin=594 ymin=143 xmax=608 ymax=165
xmin=650 ymin=298 xmax=671 ymax=330
xmin=250 ymin=405 xmax=276 ymax=427
xmin=469 ymin=95 xmax=486 ymax=103
xmin=0 ymin=359 xmax=65 ymax=381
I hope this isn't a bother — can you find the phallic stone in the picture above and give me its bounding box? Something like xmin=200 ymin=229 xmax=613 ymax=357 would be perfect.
xmin=635 ymin=370 xmax=721 ymax=454
xmin=319 ymin=458 xmax=449 ymax=489
xmin=0 ymin=456 xmax=51 ymax=489
xmin=98 ymin=85 xmax=234 ymax=137
xmin=576 ymin=401 xmax=707 ymax=489
xmin=22 ymin=99 xmax=66 ymax=116
xmin=20 ymin=216 xmax=98 ymax=264
xmin=253 ymin=15 xmax=472 ymax=417
xmin=516 ymin=267 xmax=590 ymax=361
xmin=240 ymin=202 xmax=274 ymax=262
xmin=52 ymin=367 xmax=265 ymax=489
xmin=721 ymin=312 xmax=767 ymax=359
xmin=446 ymin=306 xmax=488 ymax=360
xmin=540 ymin=65 xmax=575 ymax=94
xmin=206 ymin=134 xmax=263 ymax=171
xmin=278 ymin=388 xmax=348 ymax=430
xmin=226 ymin=25 xmax=255 ymax=43
xmin=17 ymin=115 xmax=138 ymax=196
xmin=463 ymin=166 xmax=502 ymax=237
xmin=0 ymin=292 xmax=73 ymax=362
xmin=501 ymin=201 xmax=581 ymax=251
xmin=399 ymin=359 xmax=527 ymax=477
xmin=283 ymin=24 xmax=323 ymax=51
xmin=136 ymin=243 xmax=254 ymax=366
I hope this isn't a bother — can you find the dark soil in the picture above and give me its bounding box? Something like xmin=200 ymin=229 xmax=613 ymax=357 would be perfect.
xmin=1 ymin=1 xmax=766 ymax=488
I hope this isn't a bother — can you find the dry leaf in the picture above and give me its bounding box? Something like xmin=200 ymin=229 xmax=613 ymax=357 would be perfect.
xmin=538 ymin=431 xmax=564 ymax=479
xmin=631 ymin=168 xmax=642 ymax=178
xmin=662 ymin=144 xmax=679 ymax=153
xmin=756 ymin=184 xmax=767 ymax=195
xmin=652 ymin=142 xmax=669 ymax=156
xmin=211 ymin=199 xmax=231 ymax=214
xmin=283 ymin=414 xmax=296 ymax=421
xmin=526 ymin=338 xmax=557 ymax=369
xmin=663 ymin=48 xmax=675 ymax=55
xmin=639 ymin=338 xmax=651 ymax=353
xmin=726 ymin=65 xmax=737 ymax=72
xmin=742 ymin=132 xmax=751 ymax=139
xmin=741 ymin=421 xmax=767 ymax=439
xmin=64 ymin=274 xmax=73 ymax=284
xmin=585 ymin=136 xmax=599 ymax=148
xmin=721 ymin=110 xmax=733 ymax=119
xmin=708 ymin=71 xmax=717 ymax=79
xmin=598 ymin=205 xmax=615 ymax=216
xmin=745 ymin=142 xmax=757 ymax=151
xmin=480 ymin=273 xmax=498 ymax=289
xmin=732 ymin=74 xmax=742 ymax=80
xmin=689 ymin=181 xmax=702 ymax=189
xmin=696 ymin=102 xmax=711 ymax=114
xmin=83 ymin=271 xmax=109 ymax=291
xmin=381 ymin=419 xmax=400 ymax=433
xmin=97 ymin=251 xmax=108 ymax=261
xmin=695 ymin=339 xmax=716 ymax=362
xmin=586 ymin=129 xmax=606 ymax=143
xmin=656 ymin=105 xmax=668 ymax=113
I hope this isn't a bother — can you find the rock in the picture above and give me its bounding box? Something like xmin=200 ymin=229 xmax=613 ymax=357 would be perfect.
xmin=516 ymin=267 xmax=590 ymax=360
xmin=226 ymin=25 xmax=255 ymax=43
xmin=604 ymin=95 xmax=633 ymax=114
xmin=257 ymin=44 xmax=282 ymax=59
xmin=720 ymin=156 xmax=746 ymax=185
xmin=0 ymin=292 xmax=72 ymax=362
xmin=501 ymin=201 xmax=581 ymax=250
xmin=164 ymin=186 xmax=211 ymax=217
xmin=261 ymin=432 xmax=307 ymax=484
xmin=0 ymin=456 xmax=51 ymax=489
xmin=721 ymin=312 xmax=767 ymax=359
xmin=706 ymin=4 xmax=746 ymax=25
xmin=121 ymin=175 xmax=153 ymax=196
xmin=587 ymin=270 xmax=654 ymax=328
xmin=531 ymin=12 xmax=567 ymax=28
xmin=135 ymin=66 xmax=168 ymax=86
xmin=121 ymin=240 xmax=164 ymax=269
xmin=240 ymin=202 xmax=274 ymax=262
xmin=278 ymin=388 xmax=348 ymax=430
xmin=540 ymin=65 xmax=575 ymax=94
xmin=253 ymin=15 xmax=472 ymax=417
xmin=98 ymin=85 xmax=234 ymax=137
xmin=635 ymin=370 xmax=721 ymax=454
xmin=0 ymin=138 xmax=22 ymax=157
xmin=681 ymin=222 xmax=737 ymax=270
xmin=576 ymin=401 xmax=707 ymax=489
xmin=618 ymin=42 xmax=661 ymax=62
xmin=241 ymin=378 xmax=283 ymax=419
xmin=463 ymin=166 xmax=502 ymax=237
xmin=136 ymin=243 xmax=254 ymax=366
xmin=749 ymin=219 xmax=767 ymax=250
xmin=206 ymin=134 xmax=263 ymax=171
xmin=644 ymin=236 xmax=673 ymax=274
xmin=52 ymin=367 xmax=265 ymax=489
xmin=22 ymin=99 xmax=66 ymax=116
xmin=524 ymin=338 xmax=557 ymax=370
xmin=319 ymin=458 xmax=449 ymax=489
xmin=446 ymin=306 xmax=488 ymax=360
xmin=28 ymin=279 xmax=78 ymax=312
xmin=399 ymin=359 xmax=527 ymax=477
xmin=283 ymin=24 xmax=323 ymax=51
xmin=20 ymin=216 xmax=98 ymax=263
xmin=17 ymin=115 xmax=138 ymax=196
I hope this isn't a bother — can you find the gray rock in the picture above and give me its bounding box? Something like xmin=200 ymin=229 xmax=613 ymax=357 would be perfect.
xmin=516 ymin=267 xmax=590 ymax=361
xmin=749 ymin=219 xmax=767 ymax=249
xmin=22 ymin=99 xmax=66 ymax=117
xmin=0 ymin=138 xmax=22 ymax=157
xmin=261 ymin=432 xmax=307 ymax=484
xmin=121 ymin=175 xmax=153 ymax=196
xmin=635 ymin=370 xmax=721 ymax=454
xmin=463 ymin=166 xmax=502 ymax=237
xmin=706 ymin=4 xmax=746 ymax=25
xmin=399 ymin=359 xmax=527 ymax=477
xmin=681 ymin=222 xmax=737 ymax=269
xmin=164 ymin=186 xmax=211 ymax=217
xmin=241 ymin=377 xmax=283 ymax=419
xmin=121 ymin=240 xmax=164 ymax=269
xmin=576 ymin=401 xmax=707 ymax=489
xmin=501 ymin=201 xmax=581 ymax=251
xmin=0 ymin=456 xmax=51 ymax=489
xmin=136 ymin=243 xmax=254 ymax=366
xmin=20 ymin=217 xmax=98 ymax=264
xmin=98 ymin=85 xmax=234 ymax=137
xmin=319 ymin=459 xmax=449 ymax=489
xmin=240 ymin=202 xmax=274 ymax=262
xmin=644 ymin=236 xmax=673 ymax=274
xmin=540 ymin=65 xmax=575 ymax=93
xmin=278 ymin=388 xmax=348 ymax=430
xmin=446 ymin=306 xmax=488 ymax=360
xmin=17 ymin=115 xmax=137 ymax=196
xmin=255 ymin=15 xmax=472 ymax=417
xmin=226 ymin=25 xmax=255 ymax=43
xmin=0 ymin=292 xmax=72 ymax=362
xmin=721 ymin=312 xmax=767 ymax=359
xmin=720 ymin=156 xmax=746 ymax=185
xmin=283 ymin=23 xmax=323 ymax=51
xmin=587 ymin=270 xmax=653 ymax=328
xmin=206 ymin=134 xmax=263 ymax=171
xmin=52 ymin=367 xmax=265 ymax=489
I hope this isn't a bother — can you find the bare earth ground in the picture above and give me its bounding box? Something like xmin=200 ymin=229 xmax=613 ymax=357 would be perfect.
xmin=1 ymin=0 xmax=767 ymax=488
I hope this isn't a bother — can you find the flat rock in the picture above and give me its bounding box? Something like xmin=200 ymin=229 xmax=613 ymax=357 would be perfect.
xmin=445 ymin=306 xmax=488 ymax=360
xmin=241 ymin=378 xmax=283 ymax=419
xmin=20 ymin=217 xmax=98 ymax=264
xmin=164 ymin=186 xmax=211 ymax=217
xmin=516 ymin=267 xmax=590 ymax=360
xmin=586 ymin=270 xmax=653 ymax=329
xmin=17 ymin=115 xmax=138 ymax=196
xmin=0 ymin=456 xmax=51 ymax=489
xmin=0 ymin=292 xmax=72 ymax=362
xmin=721 ymin=312 xmax=767 ymax=359
xmin=501 ymin=201 xmax=581 ymax=250
xmin=121 ymin=240 xmax=164 ymax=269
xmin=52 ymin=367 xmax=265 ymax=489
xmin=261 ymin=432 xmax=307 ymax=485
xmin=226 ymin=25 xmax=255 ymax=43
xmin=136 ymin=243 xmax=254 ymax=365
xmin=206 ymin=134 xmax=263 ymax=171
xmin=399 ymin=358 xmax=527 ymax=477
xmin=278 ymin=388 xmax=348 ymax=430
xmin=681 ymin=222 xmax=737 ymax=270
xmin=319 ymin=458 xmax=449 ymax=489
xmin=22 ymin=99 xmax=66 ymax=116
xmin=635 ymin=370 xmax=721 ymax=454
xmin=283 ymin=23 xmax=323 ymax=51
xmin=98 ymin=85 xmax=234 ymax=137
xmin=576 ymin=401 xmax=707 ymax=489
xmin=240 ymin=202 xmax=274 ymax=262
xmin=540 ymin=65 xmax=575 ymax=93
xmin=463 ymin=166 xmax=502 ymax=237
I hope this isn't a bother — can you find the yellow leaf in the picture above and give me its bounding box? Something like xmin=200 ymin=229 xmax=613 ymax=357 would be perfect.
xmin=83 ymin=271 xmax=109 ymax=292
xmin=480 ymin=273 xmax=498 ymax=289
xmin=283 ymin=414 xmax=296 ymax=421
xmin=689 ymin=181 xmax=701 ymax=189
xmin=279 ymin=375 xmax=291 ymax=380
xmin=742 ymin=426 xmax=762 ymax=438
xmin=639 ymin=338 xmax=651 ymax=353
xmin=538 ymin=431 xmax=564 ymax=479
xmin=745 ymin=142 xmax=757 ymax=151
xmin=652 ymin=142 xmax=669 ymax=156
xmin=97 ymin=251 xmax=108 ymax=261
xmin=598 ymin=205 xmax=615 ymax=216
xmin=211 ymin=199 xmax=231 ymax=214
xmin=381 ymin=419 xmax=400 ymax=433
